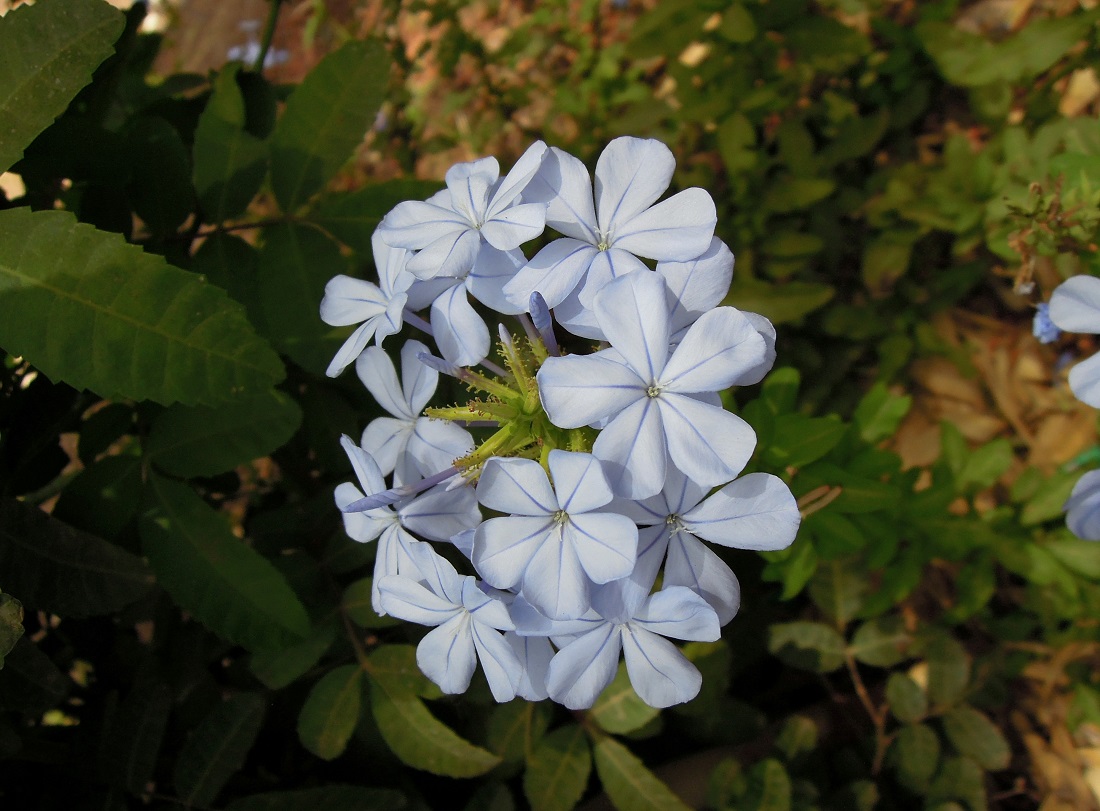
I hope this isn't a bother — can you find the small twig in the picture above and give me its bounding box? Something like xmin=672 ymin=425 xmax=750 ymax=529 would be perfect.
xmin=844 ymin=652 xmax=890 ymax=775
xmin=254 ymin=0 xmax=284 ymax=73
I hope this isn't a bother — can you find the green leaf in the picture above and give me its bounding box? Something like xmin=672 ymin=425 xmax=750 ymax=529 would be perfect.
xmin=890 ymin=723 xmax=940 ymax=792
xmin=927 ymin=756 xmax=987 ymax=811
xmin=849 ymin=616 xmax=911 ymax=668
xmin=886 ymin=673 xmax=927 ymax=722
xmin=175 ymin=693 xmax=266 ymax=806
xmin=717 ymin=3 xmax=756 ymax=43
xmin=1046 ymin=538 xmax=1100 ymax=580
xmin=140 ymin=475 xmax=311 ymax=651
xmin=958 ymin=438 xmax=1012 ymax=491
xmin=227 ymin=786 xmax=406 ymax=811
xmin=725 ymin=279 xmax=834 ymax=324
xmin=0 ymin=496 xmax=152 ymax=618
xmin=343 ymin=578 xmax=401 ymax=629
xmin=940 ymin=705 xmax=1010 ymax=771
xmin=591 ymin=663 xmax=661 ymax=734
xmin=762 ymin=176 xmax=835 ymax=213
xmin=0 ymin=593 xmax=23 ymax=669
xmin=764 ymin=414 xmax=845 ymax=468
xmin=145 ymin=389 xmax=302 ymax=478
xmin=523 ymin=724 xmax=591 ymax=811
xmin=311 ymin=180 xmax=444 ymax=254
xmin=807 ymin=511 xmax=865 ymax=559
xmin=51 ymin=454 xmax=143 ymax=541
xmin=126 ymin=116 xmax=195 ymax=236
xmin=774 ymin=716 xmax=817 ymax=762
xmin=250 ymin=618 xmax=337 ymax=689
xmin=190 ymin=232 xmax=261 ymax=322
xmin=593 ymin=734 xmax=690 ymax=811
xmin=367 ymin=644 xmax=441 ymax=700
xmin=0 ymin=208 xmax=284 ymax=406
xmin=767 ymin=622 xmax=846 ymax=673
xmin=853 ymin=383 xmax=912 ymax=444
xmin=97 ymin=673 xmax=172 ymax=794
xmin=1021 ymin=470 xmax=1081 ymax=525
xmin=270 ymin=40 xmax=390 ymax=211
xmin=368 ymin=669 xmax=500 ymax=777
xmin=193 ymin=64 xmax=268 ymax=221
xmin=742 ymin=758 xmax=791 ymax=811
xmin=808 ymin=560 xmax=866 ymax=627
xmin=925 ymin=636 xmax=971 ymax=708
xmin=297 ymin=664 xmax=362 ymax=761
xmin=0 ymin=0 xmax=124 ymax=172
xmin=257 ymin=222 xmax=351 ymax=373
xmin=862 ymin=232 xmax=915 ymax=297
xmin=487 ymin=700 xmax=550 ymax=763
xmin=716 ymin=113 xmax=757 ymax=173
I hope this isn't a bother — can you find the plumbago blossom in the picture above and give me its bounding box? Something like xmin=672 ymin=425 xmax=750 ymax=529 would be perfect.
xmin=1047 ymin=276 xmax=1100 ymax=540
xmin=322 ymin=137 xmax=803 ymax=708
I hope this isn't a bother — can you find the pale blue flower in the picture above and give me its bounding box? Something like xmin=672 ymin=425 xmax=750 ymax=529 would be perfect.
xmin=537 ymin=272 xmax=765 ymax=499
xmin=1065 ymin=469 xmax=1100 ymax=541
xmin=1049 ymin=276 xmax=1100 ymax=406
xmin=1033 ymin=303 xmax=1062 ymax=344
xmin=334 ymin=437 xmax=480 ymax=612
xmin=504 ymin=137 xmax=716 ymax=312
xmin=356 ymin=340 xmax=474 ymax=486
xmin=378 ymin=142 xmax=548 ymax=280
xmin=614 ymin=466 xmax=800 ymax=623
xmin=377 ymin=544 xmax=523 ymax=701
xmin=473 ymin=450 xmax=638 ymax=620
xmin=320 ymin=231 xmax=414 ymax=377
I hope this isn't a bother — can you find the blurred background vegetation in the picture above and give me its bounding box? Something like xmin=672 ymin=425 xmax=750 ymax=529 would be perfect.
xmin=2 ymin=0 xmax=1100 ymax=809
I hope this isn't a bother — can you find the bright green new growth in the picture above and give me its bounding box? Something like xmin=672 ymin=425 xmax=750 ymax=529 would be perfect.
xmin=426 ymin=333 xmax=594 ymax=478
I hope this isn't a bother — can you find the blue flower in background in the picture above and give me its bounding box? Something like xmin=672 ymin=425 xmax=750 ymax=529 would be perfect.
xmin=1032 ymin=302 xmax=1061 ymax=344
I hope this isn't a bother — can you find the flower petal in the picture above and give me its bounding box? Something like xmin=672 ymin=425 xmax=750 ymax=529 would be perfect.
xmin=481 ymin=202 xmax=547 ymax=251
xmin=522 ymin=529 xmax=592 ymax=620
xmin=397 ymin=339 xmax=438 ymax=413
xmin=326 ymin=320 xmax=377 ymax=378
xmin=473 ymin=515 xmax=555 ymax=590
xmin=506 ymin=632 xmax=553 ymax=701
xmin=477 ymin=456 xmax=558 ymax=515
xmin=661 ymin=307 xmax=765 ymax=392
xmin=487 ymin=140 xmax=547 ymax=217
xmin=523 ymin=147 xmax=599 ymax=243
xmin=408 ymin=418 xmax=474 ymax=479
xmin=665 ymin=533 xmax=741 ymax=624
xmin=339 ymin=434 xmax=386 ymax=495
xmin=471 ymin=623 xmax=521 ymax=702
xmin=1066 ymin=469 xmax=1100 ymax=540
xmin=634 ymin=586 xmax=721 ymax=641
xmin=594 ymin=137 xmax=675 ymax=237
xmin=377 ymin=574 xmax=461 ymax=626
xmin=361 ymin=416 xmax=413 ymax=477
xmin=537 ymin=354 xmax=646 ymax=429
xmin=430 ymin=283 xmax=490 ymax=366
xmin=417 ymin=613 xmax=477 ymax=695
xmin=356 ymin=346 xmax=414 ymax=419
xmin=320 ymin=275 xmax=388 ymax=326
xmin=592 ymin=396 xmax=667 ymax=499
xmin=683 ymin=472 xmax=800 ymax=551
xmin=611 ymin=187 xmax=716 ymax=261
xmin=398 ymin=483 xmax=481 ymax=543
xmin=1069 ymin=351 xmax=1100 ymax=408
xmin=737 ymin=312 xmax=777 ymax=386
xmin=1049 ymin=275 xmax=1100 ymax=334
xmin=658 ymin=237 xmax=735 ymax=334
xmin=378 ymin=199 xmax=470 ymax=249
xmin=445 ymin=156 xmax=498 ymax=223
xmin=576 ymin=248 xmax=650 ymax=308
xmin=467 ymin=247 xmax=525 ymax=315
xmin=504 ymin=238 xmax=598 ymax=310
xmin=548 ymin=450 xmax=614 ymax=513
xmin=335 ymin=482 xmax=391 ymax=543
xmin=621 ymin=625 xmax=702 ymax=708
xmin=552 ymin=284 xmax=605 ymax=340
xmin=546 ymin=623 xmax=621 ymax=709
xmin=566 ymin=512 xmax=638 ymax=584
xmin=372 ymin=230 xmax=416 ymax=296
xmin=406 ymin=228 xmax=481 ymax=279
xmin=593 ymin=272 xmax=671 ymax=383
xmin=659 ymin=394 xmax=756 ymax=487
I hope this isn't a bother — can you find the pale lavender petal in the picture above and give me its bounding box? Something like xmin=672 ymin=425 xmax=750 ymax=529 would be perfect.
xmin=408 ymin=418 xmax=474 ymax=479
xmin=406 ymin=228 xmax=481 ymax=279
xmin=405 ymin=276 xmax=458 ymax=311
xmin=548 ymin=450 xmax=614 ymax=513
xmin=361 ymin=416 xmax=413 ymax=477
xmin=576 ymin=248 xmax=650 ymax=308
xmin=340 ymin=434 xmax=386 ymax=495
xmin=356 ymin=346 xmax=414 ymax=419
xmin=446 ymin=156 xmax=498 ymax=223
xmin=504 ymin=238 xmax=598 ymax=310
xmin=1049 ymin=275 xmax=1100 ymax=334
xmin=431 ymin=283 xmax=490 ymax=366
xmin=621 ymin=626 xmax=703 ymax=708
xmin=398 ymin=339 xmax=437 ymax=412
xmin=634 ymin=586 xmax=721 ymax=641
xmin=553 ymin=285 xmax=605 ymax=340
xmin=664 ymin=534 xmax=741 ymax=624
xmin=320 ymin=276 xmax=388 ymax=326
xmin=450 ymin=528 xmax=475 ymax=559
xmin=506 ymin=632 xmax=553 ymax=701
xmin=473 ymin=516 xmax=555 ymax=589
xmin=335 ymin=482 xmax=391 ymax=543
xmin=378 ymin=199 xmax=469 ymax=249
xmin=467 ymin=247 xmax=525 ymax=315
xmin=738 ymin=312 xmax=777 ymax=386
xmin=462 ymin=578 xmax=516 ymax=630
xmin=537 ymin=354 xmax=646 ymax=428
xmin=615 ymin=524 xmax=671 ymax=612
xmin=661 ymin=307 xmax=766 ymax=392
xmin=377 ymin=575 xmax=462 ymax=626
xmin=523 ymin=147 xmax=599 ymax=243
xmin=546 ymin=623 xmax=622 ymax=710
xmin=481 ymin=203 xmax=547 ymax=250
xmin=593 ymin=272 xmax=671 ymax=383
xmin=326 ymin=321 xmax=377 ymax=378
xmin=398 ymin=483 xmax=481 ymax=543
xmin=683 ymin=472 xmax=800 ymax=551
xmin=658 ymin=237 xmax=734 ymax=334
xmin=1066 ymin=469 xmax=1100 ymax=540
xmin=477 ymin=456 xmax=557 ymax=515
xmin=372 ymin=230 xmax=416 ymax=296
xmin=592 ymin=397 xmax=667 ymax=500
xmin=1069 ymin=351 xmax=1100 ymax=408
xmin=471 ymin=623 xmax=521 ymax=702
xmin=566 ymin=512 xmax=638 ymax=584
xmin=523 ymin=531 xmax=591 ymax=620
xmin=612 ymin=188 xmax=716 ymax=261
xmin=417 ymin=613 xmax=476 ymax=694
xmin=487 ymin=140 xmax=548 ymax=218
xmin=407 ymin=543 xmax=467 ymax=604
xmin=594 ymin=137 xmax=675 ymax=236
xmin=659 ymin=395 xmax=756 ymax=487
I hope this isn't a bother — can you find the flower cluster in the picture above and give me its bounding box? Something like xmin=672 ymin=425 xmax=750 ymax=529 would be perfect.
xmin=1048 ymin=276 xmax=1100 ymax=540
xmin=321 ymin=137 xmax=801 ymax=708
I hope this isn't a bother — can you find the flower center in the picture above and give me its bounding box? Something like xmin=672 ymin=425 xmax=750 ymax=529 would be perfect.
xmin=666 ymin=513 xmax=685 ymax=534
xmin=646 ymin=384 xmax=663 ymax=398
xmin=552 ymin=509 xmax=569 ymax=525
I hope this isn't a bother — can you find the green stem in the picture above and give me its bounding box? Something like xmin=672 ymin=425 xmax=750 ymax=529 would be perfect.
xmin=253 ymin=0 xmax=284 ymax=73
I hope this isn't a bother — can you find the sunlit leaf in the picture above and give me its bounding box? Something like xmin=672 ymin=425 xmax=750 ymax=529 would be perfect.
xmin=523 ymin=724 xmax=591 ymax=811
xmin=0 ymin=208 xmax=284 ymax=406
xmin=593 ymin=734 xmax=691 ymax=811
